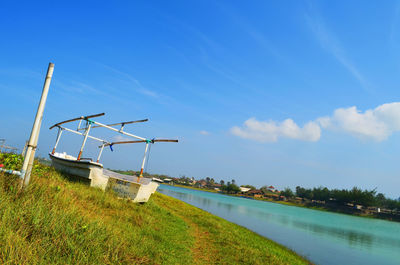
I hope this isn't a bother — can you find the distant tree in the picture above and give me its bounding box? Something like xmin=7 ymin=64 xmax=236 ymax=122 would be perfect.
xmin=280 ymin=188 xmax=294 ymax=198
xmin=375 ymin=193 xmax=386 ymax=207
xmin=260 ymin=186 xmax=269 ymax=195
xmin=295 ymin=186 xmax=313 ymax=200
xmin=312 ymin=187 xmax=330 ymax=201
xmin=385 ymin=199 xmax=399 ymax=212
xmin=220 ymin=180 xmax=225 ymax=185
xmin=206 ymin=177 xmax=210 ymax=184
xmin=232 ymin=179 xmax=236 ymax=185
xmin=223 ymin=183 xmax=240 ymax=194
xmin=210 ymin=178 xmax=215 ymax=185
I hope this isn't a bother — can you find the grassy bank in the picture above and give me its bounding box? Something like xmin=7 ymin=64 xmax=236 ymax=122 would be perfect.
xmin=0 ymin=161 xmax=308 ymax=264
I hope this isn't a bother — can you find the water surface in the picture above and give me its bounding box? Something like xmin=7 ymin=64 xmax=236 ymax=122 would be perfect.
xmin=158 ymin=185 xmax=400 ymax=265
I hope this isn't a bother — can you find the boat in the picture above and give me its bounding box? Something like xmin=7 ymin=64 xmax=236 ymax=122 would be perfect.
xmin=48 ymin=113 xmax=178 ymax=203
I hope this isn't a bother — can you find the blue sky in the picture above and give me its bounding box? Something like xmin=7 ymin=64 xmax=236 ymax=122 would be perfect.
xmin=1 ymin=0 xmax=400 ymax=197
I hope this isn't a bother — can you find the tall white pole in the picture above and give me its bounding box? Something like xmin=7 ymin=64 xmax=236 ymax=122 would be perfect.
xmin=21 ymin=62 xmax=54 ymax=187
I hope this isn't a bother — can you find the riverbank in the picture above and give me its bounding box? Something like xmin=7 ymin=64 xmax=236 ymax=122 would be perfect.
xmin=0 ymin=162 xmax=308 ymax=264
xmin=170 ymin=184 xmax=400 ymax=222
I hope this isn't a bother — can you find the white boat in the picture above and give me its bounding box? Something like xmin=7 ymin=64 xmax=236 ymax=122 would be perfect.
xmin=49 ymin=113 xmax=177 ymax=203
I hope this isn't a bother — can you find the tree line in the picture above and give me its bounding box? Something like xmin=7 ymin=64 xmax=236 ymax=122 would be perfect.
xmin=280 ymin=186 xmax=400 ymax=210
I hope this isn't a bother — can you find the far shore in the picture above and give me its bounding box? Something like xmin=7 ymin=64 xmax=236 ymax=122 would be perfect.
xmin=165 ymin=183 xmax=400 ymax=222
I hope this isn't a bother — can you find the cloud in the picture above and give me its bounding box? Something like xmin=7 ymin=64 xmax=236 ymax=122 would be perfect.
xmin=232 ymin=102 xmax=400 ymax=143
xmin=200 ymin=130 xmax=210 ymax=135
xmin=112 ymin=135 xmax=132 ymax=142
xmin=318 ymin=102 xmax=400 ymax=141
xmin=231 ymin=118 xmax=321 ymax=142
xmin=100 ymin=64 xmax=160 ymax=98
xmin=305 ymin=3 xmax=370 ymax=92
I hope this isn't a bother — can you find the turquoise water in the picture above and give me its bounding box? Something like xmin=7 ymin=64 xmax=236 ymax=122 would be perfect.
xmin=158 ymin=185 xmax=400 ymax=265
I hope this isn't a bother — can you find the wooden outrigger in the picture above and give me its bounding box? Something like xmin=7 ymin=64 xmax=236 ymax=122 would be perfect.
xmin=49 ymin=113 xmax=178 ymax=203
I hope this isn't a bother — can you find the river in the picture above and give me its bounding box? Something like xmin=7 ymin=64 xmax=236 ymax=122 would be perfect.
xmin=158 ymin=185 xmax=400 ymax=265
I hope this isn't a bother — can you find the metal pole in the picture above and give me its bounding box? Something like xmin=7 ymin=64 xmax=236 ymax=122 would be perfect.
xmin=96 ymin=143 xmax=105 ymax=163
xmin=91 ymin=120 xmax=146 ymax=141
xmin=60 ymin=126 xmax=108 ymax=143
xmin=26 ymin=114 xmax=44 ymax=179
xmin=21 ymin=62 xmax=54 ymax=187
xmin=51 ymin=127 xmax=63 ymax=155
xmin=77 ymin=122 xmax=92 ymax=160
xmin=77 ymin=119 xmax=82 ymax=130
xmin=139 ymin=142 xmax=149 ymax=179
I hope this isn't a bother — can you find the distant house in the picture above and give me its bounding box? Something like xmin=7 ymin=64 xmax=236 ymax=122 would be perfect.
xmin=198 ymin=180 xmax=207 ymax=187
xmin=265 ymin=193 xmax=279 ymax=199
xmin=163 ymin=178 xmax=173 ymax=184
xmin=152 ymin=178 xmax=163 ymax=183
xmin=240 ymin=187 xmax=251 ymax=193
xmin=246 ymin=189 xmax=263 ymax=197
xmin=268 ymin=185 xmax=276 ymax=192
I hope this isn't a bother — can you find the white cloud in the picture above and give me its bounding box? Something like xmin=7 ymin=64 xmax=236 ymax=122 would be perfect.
xmin=305 ymin=3 xmax=370 ymax=92
xmin=231 ymin=118 xmax=321 ymax=142
xmin=232 ymin=102 xmax=400 ymax=143
xmin=318 ymin=102 xmax=400 ymax=141
xmin=200 ymin=130 xmax=210 ymax=135
xmin=112 ymin=135 xmax=132 ymax=142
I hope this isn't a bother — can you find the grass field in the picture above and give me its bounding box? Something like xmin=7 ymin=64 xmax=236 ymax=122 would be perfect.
xmin=0 ymin=156 xmax=308 ymax=264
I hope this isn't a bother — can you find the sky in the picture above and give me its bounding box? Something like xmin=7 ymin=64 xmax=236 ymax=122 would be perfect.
xmin=1 ymin=0 xmax=400 ymax=198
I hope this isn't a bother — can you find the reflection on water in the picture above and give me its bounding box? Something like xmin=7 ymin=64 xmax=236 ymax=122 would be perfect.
xmin=291 ymin=220 xmax=373 ymax=247
xmin=159 ymin=185 xmax=400 ymax=265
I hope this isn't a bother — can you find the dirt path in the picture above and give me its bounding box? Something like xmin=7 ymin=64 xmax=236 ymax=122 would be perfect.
xmin=156 ymin=200 xmax=219 ymax=264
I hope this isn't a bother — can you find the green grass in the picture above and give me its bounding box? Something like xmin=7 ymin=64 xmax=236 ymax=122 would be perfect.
xmin=0 ymin=159 xmax=308 ymax=264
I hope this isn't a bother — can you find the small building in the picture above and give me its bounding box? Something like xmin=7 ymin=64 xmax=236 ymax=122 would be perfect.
xmin=163 ymin=178 xmax=173 ymax=184
xmin=198 ymin=180 xmax=207 ymax=187
xmin=240 ymin=187 xmax=251 ymax=193
xmin=152 ymin=178 xmax=164 ymax=183
xmin=265 ymin=193 xmax=279 ymax=199
xmin=246 ymin=189 xmax=263 ymax=197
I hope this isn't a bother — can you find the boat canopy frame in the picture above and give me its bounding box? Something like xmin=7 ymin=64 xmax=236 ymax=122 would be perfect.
xmin=49 ymin=113 xmax=178 ymax=177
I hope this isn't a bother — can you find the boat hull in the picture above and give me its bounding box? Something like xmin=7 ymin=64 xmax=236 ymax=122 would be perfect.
xmin=49 ymin=152 xmax=158 ymax=203
xmin=49 ymin=152 xmax=109 ymax=189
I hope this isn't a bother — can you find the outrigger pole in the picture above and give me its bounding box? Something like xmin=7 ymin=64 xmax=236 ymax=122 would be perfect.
xmin=104 ymin=139 xmax=178 ymax=179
